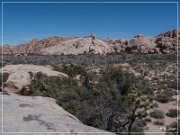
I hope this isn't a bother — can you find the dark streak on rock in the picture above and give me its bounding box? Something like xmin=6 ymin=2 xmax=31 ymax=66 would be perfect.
xmin=19 ymin=103 xmax=32 ymax=108
xmin=23 ymin=114 xmax=56 ymax=131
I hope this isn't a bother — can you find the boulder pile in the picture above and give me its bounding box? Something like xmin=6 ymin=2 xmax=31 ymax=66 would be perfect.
xmin=1 ymin=29 xmax=179 ymax=55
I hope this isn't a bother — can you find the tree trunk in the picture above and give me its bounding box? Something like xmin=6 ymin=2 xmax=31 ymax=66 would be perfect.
xmin=128 ymin=119 xmax=135 ymax=135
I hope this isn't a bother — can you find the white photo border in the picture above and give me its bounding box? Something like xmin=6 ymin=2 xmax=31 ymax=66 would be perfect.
xmin=1 ymin=1 xmax=179 ymax=134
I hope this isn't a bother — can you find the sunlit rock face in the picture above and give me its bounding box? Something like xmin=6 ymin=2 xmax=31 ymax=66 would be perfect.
xmin=1 ymin=29 xmax=179 ymax=55
xmin=1 ymin=64 xmax=68 ymax=93
xmin=0 ymin=93 xmax=115 ymax=134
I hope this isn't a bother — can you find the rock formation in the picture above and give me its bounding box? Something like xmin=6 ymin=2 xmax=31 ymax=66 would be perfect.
xmin=42 ymin=36 xmax=113 ymax=55
xmin=155 ymin=30 xmax=179 ymax=54
xmin=0 ymin=93 xmax=115 ymax=134
xmin=3 ymin=71 xmax=31 ymax=93
xmin=1 ymin=29 xmax=179 ymax=55
xmin=1 ymin=64 xmax=68 ymax=93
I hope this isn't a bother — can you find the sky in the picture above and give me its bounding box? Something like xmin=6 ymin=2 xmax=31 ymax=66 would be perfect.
xmin=1 ymin=0 xmax=178 ymax=45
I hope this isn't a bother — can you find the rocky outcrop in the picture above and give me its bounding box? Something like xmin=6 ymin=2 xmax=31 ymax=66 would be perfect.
xmin=158 ymin=29 xmax=179 ymax=38
xmin=0 ymin=93 xmax=115 ymax=134
xmin=1 ymin=45 xmax=15 ymax=54
xmin=1 ymin=29 xmax=179 ymax=55
xmin=2 ymin=64 xmax=68 ymax=78
xmin=105 ymin=38 xmax=129 ymax=53
xmin=3 ymin=71 xmax=31 ymax=93
xmin=155 ymin=37 xmax=177 ymax=54
xmin=1 ymin=36 xmax=79 ymax=55
xmin=155 ymin=29 xmax=180 ymax=54
xmin=128 ymin=35 xmax=157 ymax=53
xmin=41 ymin=36 xmax=113 ymax=55
xmin=1 ymin=64 xmax=68 ymax=93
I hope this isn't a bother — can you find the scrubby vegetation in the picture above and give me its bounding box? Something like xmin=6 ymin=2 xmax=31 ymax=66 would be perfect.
xmin=53 ymin=64 xmax=87 ymax=79
xmin=1 ymin=54 xmax=177 ymax=67
xmin=28 ymin=64 xmax=154 ymax=134
xmin=149 ymin=109 xmax=165 ymax=119
xmin=153 ymin=119 xmax=165 ymax=125
xmin=154 ymin=90 xmax=174 ymax=103
xmin=166 ymin=109 xmax=180 ymax=118
xmin=2 ymin=53 xmax=176 ymax=134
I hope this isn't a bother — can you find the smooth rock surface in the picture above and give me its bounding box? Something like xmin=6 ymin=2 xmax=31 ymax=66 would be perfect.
xmin=0 ymin=94 xmax=115 ymax=135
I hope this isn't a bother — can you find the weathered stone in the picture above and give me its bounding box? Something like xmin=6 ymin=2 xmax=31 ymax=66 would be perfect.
xmin=1 ymin=65 xmax=68 ymax=93
xmin=3 ymin=71 xmax=31 ymax=93
xmin=1 ymin=29 xmax=179 ymax=55
xmin=0 ymin=94 xmax=115 ymax=134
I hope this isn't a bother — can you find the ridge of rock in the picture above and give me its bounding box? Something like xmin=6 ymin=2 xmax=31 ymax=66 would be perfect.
xmin=1 ymin=29 xmax=179 ymax=55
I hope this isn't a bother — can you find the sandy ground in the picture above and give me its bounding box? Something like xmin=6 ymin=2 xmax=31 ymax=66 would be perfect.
xmin=146 ymin=94 xmax=179 ymax=135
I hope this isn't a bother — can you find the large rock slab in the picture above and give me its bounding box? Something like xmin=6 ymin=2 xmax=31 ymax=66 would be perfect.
xmin=1 ymin=64 xmax=68 ymax=93
xmin=1 ymin=64 xmax=68 ymax=78
xmin=0 ymin=94 xmax=115 ymax=135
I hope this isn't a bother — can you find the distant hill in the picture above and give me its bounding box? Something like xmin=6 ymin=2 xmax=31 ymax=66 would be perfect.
xmin=1 ymin=29 xmax=179 ymax=55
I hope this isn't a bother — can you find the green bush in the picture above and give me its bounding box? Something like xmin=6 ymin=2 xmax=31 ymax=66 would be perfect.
xmin=53 ymin=64 xmax=87 ymax=78
xmin=153 ymin=102 xmax=159 ymax=108
xmin=154 ymin=90 xmax=174 ymax=103
xmin=154 ymin=95 xmax=170 ymax=103
xmin=153 ymin=120 xmax=165 ymax=125
xmin=133 ymin=120 xmax=147 ymax=127
xmin=166 ymin=109 xmax=180 ymax=118
xmin=28 ymin=65 xmax=153 ymax=134
xmin=131 ymin=126 xmax=145 ymax=135
xmin=150 ymin=109 xmax=165 ymax=119
xmin=128 ymin=118 xmax=146 ymax=135
xmin=144 ymin=117 xmax=152 ymax=122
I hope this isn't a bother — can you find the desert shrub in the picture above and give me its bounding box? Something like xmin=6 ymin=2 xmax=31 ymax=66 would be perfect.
xmin=53 ymin=64 xmax=86 ymax=78
xmin=29 ymin=72 xmax=66 ymax=97
xmin=144 ymin=117 xmax=152 ymax=122
xmin=1 ymin=54 xmax=177 ymax=66
xmin=154 ymin=90 xmax=174 ymax=103
xmin=100 ymin=66 xmax=136 ymax=95
xmin=150 ymin=109 xmax=165 ymax=119
xmin=167 ymin=74 xmax=180 ymax=89
xmin=154 ymin=95 xmax=170 ymax=103
xmin=28 ymin=65 xmax=153 ymax=134
xmin=153 ymin=102 xmax=159 ymax=108
xmin=153 ymin=119 xmax=165 ymax=125
xmin=166 ymin=119 xmax=180 ymax=135
xmin=125 ymin=120 xmax=146 ymax=135
xmin=156 ymin=80 xmax=168 ymax=90
xmin=166 ymin=109 xmax=180 ymax=118
xmin=131 ymin=124 xmax=145 ymax=135
xmin=133 ymin=119 xmax=147 ymax=127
